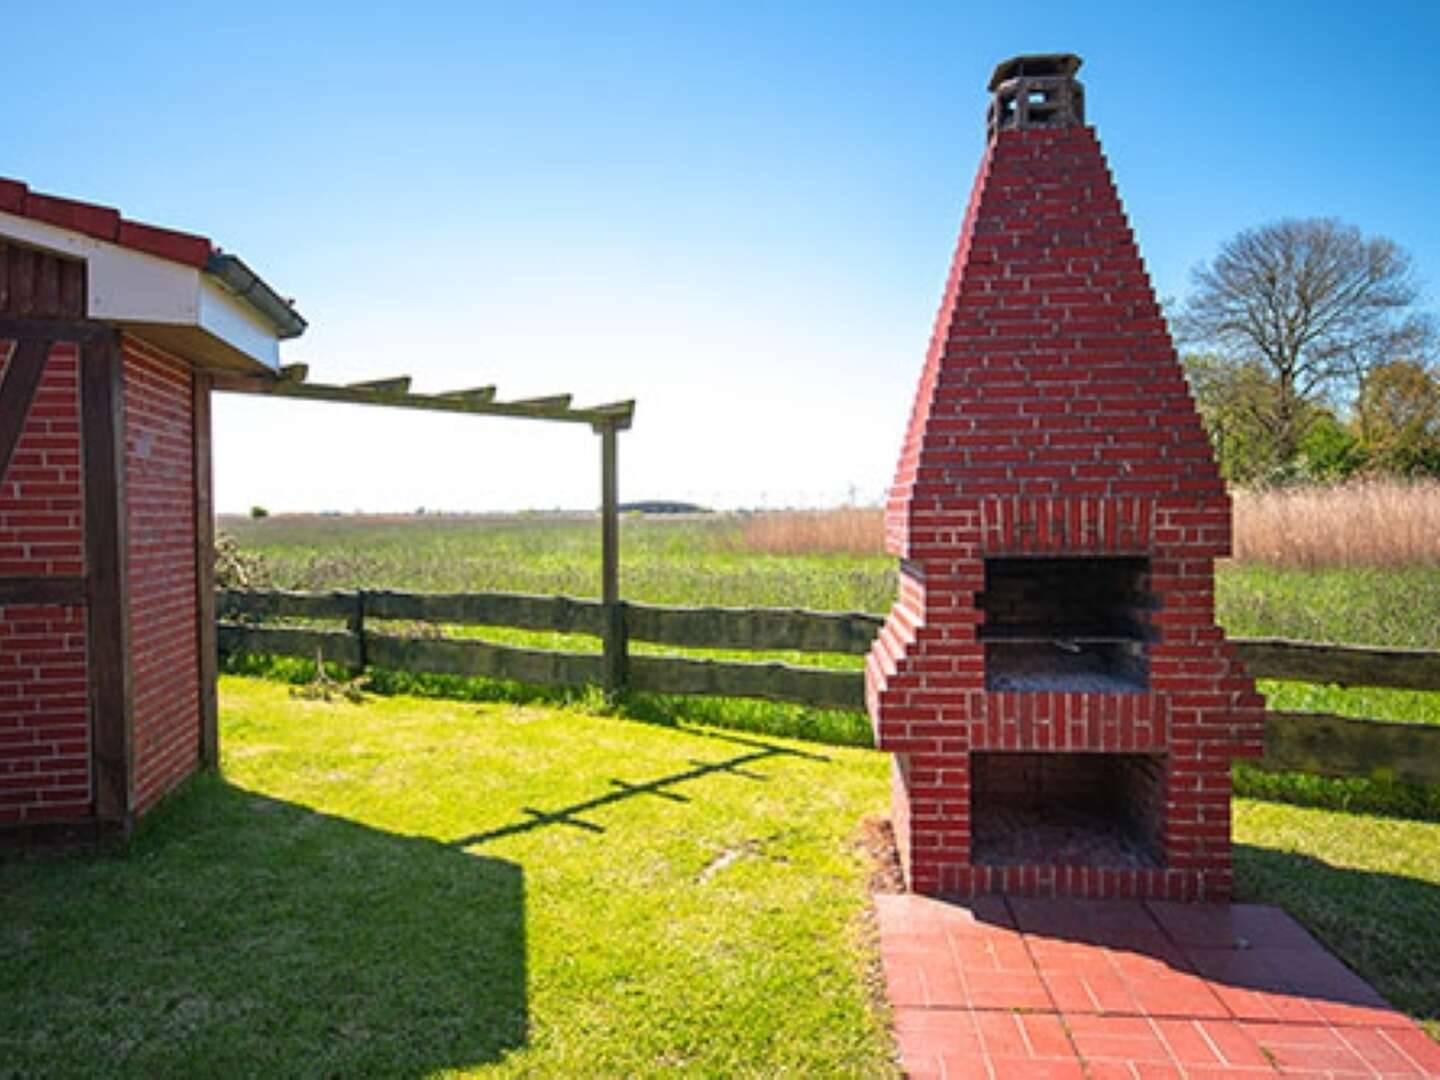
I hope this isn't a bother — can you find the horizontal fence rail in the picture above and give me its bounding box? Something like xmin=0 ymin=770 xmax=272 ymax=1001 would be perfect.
xmin=217 ymin=589 xmax=1440 ymax=785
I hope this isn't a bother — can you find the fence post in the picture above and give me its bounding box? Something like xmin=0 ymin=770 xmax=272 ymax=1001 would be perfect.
xmin=348 ymin=590 xmax=368 ymax=673
xmin=597 ymin=419 xmax=628 ymax=694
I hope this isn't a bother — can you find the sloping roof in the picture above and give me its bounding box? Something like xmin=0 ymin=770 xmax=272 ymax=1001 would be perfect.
xmin=0 ymin=176 xmax=213 ymax=267
xmin=0 ymin=175 xmax=305 ymax=371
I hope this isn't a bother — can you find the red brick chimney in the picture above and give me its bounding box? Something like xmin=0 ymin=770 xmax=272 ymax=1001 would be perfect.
xmin=865 ymin=54 xmax=1265 ymax=902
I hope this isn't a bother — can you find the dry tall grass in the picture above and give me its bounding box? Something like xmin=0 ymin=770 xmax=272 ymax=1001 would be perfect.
xmin=729 ymin=508 xmax=884 ymax=557
xmin=1232 ymin=480 xmax=1440 ymax=567
xmin=729 ymin=481 xmax=1440 ymax=567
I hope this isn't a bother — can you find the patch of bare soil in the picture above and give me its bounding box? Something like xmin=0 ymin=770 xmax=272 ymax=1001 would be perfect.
xmin=856 ymin=814 xmax=904 ymax=895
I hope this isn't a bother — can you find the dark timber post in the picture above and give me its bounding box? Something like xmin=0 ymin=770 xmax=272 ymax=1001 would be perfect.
xmin=81 ymin=329 xmax=134 ymax=829
xmin=597 ymin=418 xmax=626 ymax=694
xmin=193 ymin=371 xmax=219 ymax=770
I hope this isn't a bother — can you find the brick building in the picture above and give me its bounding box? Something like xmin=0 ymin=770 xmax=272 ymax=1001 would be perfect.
xmin=0 ymin=177 xmax=304 ymax=846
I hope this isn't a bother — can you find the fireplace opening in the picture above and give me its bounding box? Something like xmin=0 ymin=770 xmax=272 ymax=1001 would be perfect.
xmin=971 ymin=752 xmax=1165 ymax=868
xmin=980 ymin=557 xmax=1153 ymax=692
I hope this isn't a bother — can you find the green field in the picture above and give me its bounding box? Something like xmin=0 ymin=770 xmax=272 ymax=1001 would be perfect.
xmin=223 ymin=512 xmax=1440 ymax=732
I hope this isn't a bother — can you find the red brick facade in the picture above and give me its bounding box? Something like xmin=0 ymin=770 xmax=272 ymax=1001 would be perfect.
xmin=866 ymin=120 xmax=1265 ymax=901
xmin=124 ymin=339 xmax=199 ymax=816
xmin=0 ymin=344 xmax=90 ymax=824
xmin=1 ymin=333 xmax=205 ymax=836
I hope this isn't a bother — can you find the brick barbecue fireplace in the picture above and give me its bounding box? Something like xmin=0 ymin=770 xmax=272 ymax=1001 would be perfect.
xmin=865 ymin=54 xmax=1265 ymax=902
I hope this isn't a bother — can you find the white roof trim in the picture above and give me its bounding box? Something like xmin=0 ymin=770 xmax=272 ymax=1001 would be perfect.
xmin=0 ymin=209 xmax=281 ymax=372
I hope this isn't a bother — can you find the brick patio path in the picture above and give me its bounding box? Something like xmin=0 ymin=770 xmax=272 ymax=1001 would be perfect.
xmin=876 ymin=894 xmax=1440 ymax=1078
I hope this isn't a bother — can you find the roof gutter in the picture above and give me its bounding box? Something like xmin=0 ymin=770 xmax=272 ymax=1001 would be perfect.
xmin=205 ymin=252 xmax=307 ymax=340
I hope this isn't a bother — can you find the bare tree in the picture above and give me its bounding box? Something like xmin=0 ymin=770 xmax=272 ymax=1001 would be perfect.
xmin=1177 ymin=218 xmax=1433 ymax=462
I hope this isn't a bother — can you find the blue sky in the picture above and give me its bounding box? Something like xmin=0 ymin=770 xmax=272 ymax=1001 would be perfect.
xmin=6 ymin=1 xmax=1438 ymax=512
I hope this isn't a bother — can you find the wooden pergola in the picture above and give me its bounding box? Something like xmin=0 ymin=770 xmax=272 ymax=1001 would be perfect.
xmin=213 ymin=364 xmax=635 ymax=690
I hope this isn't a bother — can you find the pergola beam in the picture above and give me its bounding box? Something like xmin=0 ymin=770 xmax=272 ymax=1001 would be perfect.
xmin=212 ymin=372 xmax=634 ymax=429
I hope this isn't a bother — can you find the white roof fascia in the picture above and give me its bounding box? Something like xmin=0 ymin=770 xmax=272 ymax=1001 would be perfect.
xmin=0 ymin=209 xmax=281 ymax=372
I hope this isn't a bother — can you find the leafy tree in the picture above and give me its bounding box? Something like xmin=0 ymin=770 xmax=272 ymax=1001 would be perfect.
xmin=1294 ymin=412 xmax=1363 ymax=483
xmin=1181 ymin=353 xmax=1283 ymax=482
xmin=1178 ymin=218 xmax=1433 ymax=463
xmin=1182 ymin=353 xmax=1363 ymax=484
xmin=1356 ymin=360 xmax=1440 ymax=475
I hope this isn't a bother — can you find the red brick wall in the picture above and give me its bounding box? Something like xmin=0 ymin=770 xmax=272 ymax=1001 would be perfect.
xmin=0 ymin=342 xmax=91 ymax=823
xmin=123 ymin=337 xmax=199 ymax=816
xmin=866 ymin=124 xmax=1264 ymax=902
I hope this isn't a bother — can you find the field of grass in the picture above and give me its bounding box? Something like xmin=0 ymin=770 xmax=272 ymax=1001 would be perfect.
xmin=221 ymin=506 xmax=1440 ymax=735
xmin=1 ymin=678 xmax=898 ymax=1078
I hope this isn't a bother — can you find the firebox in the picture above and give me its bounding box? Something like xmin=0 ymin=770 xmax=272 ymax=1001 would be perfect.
xmin=970 ymin=752 xmax=1165 ymax=868
xmin=981 ymin=557 xmax=1152 ymax=692
xmin=864 ymin=53 xmax=1266 ymax=902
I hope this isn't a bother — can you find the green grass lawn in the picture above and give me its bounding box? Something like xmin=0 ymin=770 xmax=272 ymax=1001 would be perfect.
xmin=1 ymin=678 xmax=898 ymax=1079
xmin=4 ymin=676 xmax=1439 ymax=1076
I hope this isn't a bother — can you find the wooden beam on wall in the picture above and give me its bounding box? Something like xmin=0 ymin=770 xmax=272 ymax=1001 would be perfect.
xmin=81 ymin=330 xmax=134 ymax=828
xmin=0 ymin=338 xmax=50 ymax=482
xmin=192 ymin=371 xmax=219 ymax=770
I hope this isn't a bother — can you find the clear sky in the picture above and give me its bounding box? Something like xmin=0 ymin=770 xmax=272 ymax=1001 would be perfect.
xmin=5 ymin=1 xmax=1438 ymax=513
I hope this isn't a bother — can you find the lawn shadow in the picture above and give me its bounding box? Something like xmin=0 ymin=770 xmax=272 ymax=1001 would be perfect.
xmin=452 ymin=728 xmax=829 ymax=848
xmin=1234 ymin=841 xmax=1440 ymax=1024
xmin=1 ymin=775 xmax=526 ymax=1078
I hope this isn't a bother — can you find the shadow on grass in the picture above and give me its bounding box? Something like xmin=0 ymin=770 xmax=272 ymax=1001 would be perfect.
xmin=1234 ymin=841 xmax=1440 ymax=1024
xmin=1235 ymin=763 xmax=1440 ymax=822
xmin=453 ymin=728 xmax=829 ymax=847
xmin=0 ymin=774 xmax=526 ymax=1078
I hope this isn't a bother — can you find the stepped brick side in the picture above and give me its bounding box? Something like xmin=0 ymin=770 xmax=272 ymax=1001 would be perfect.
xmin=885 ymin=127 xmax=1222 ymax=562
xmin=123 ymin=337 xmax=200 ymax=816
xmin=867 ymin=123 xmax=1264 ymax=901
xmin=0 ymin=342 xmax=91 ymax=822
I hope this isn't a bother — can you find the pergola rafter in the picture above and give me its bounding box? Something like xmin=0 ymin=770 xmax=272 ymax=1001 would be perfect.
xmin=212 ymin=364 xmax=634 ymax=691
xmin=212 ymin=365 xmax=634 ymax=429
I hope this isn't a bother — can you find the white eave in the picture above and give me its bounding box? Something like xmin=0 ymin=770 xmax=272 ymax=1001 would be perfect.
xmin=0 ymin=209 xmax=302 ymax=374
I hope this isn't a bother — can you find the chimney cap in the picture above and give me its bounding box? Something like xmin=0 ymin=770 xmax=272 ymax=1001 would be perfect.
xmin=988 ymin=53 xmax=1083 ymax=91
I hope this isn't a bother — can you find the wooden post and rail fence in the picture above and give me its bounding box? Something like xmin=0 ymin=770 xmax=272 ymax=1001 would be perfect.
xmin=216 ymin=588 xmax=1440 ymax=787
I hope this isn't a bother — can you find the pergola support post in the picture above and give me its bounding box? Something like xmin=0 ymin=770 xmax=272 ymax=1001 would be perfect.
xmin=598 ymin=419 xmax=627 ymax=696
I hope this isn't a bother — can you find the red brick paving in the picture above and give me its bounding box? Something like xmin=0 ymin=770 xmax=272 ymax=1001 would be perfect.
xmin=876 ymin=894 xmax=1440 ymax=1078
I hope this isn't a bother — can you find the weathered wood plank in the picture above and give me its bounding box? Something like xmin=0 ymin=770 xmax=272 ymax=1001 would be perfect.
xmin=628 ymin=655 xmax=865 ymax=710
xmin=217 ymin=623 xmax=361 ymax=667
xmin=365 ymin=634 xmax=605 ymax=688
xmin=1234 ymin=638 xmax=1440 ymax=691
xmin=437 ymin=385 xmax=496 ymax=403
xmin=217 ymin=588 xmax=361 ymax=621
xmin=1258 ymin=711 xmax=1440 ymax=786
xmin=364 ymin=590 xmax=607 ymax=635
xmin=625 ymin=603 xmax=883 ymax=655
xmin=346 ymin=376 xmax=412 ymax=394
